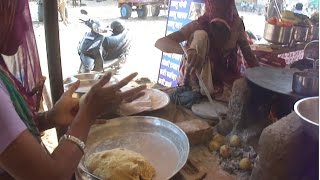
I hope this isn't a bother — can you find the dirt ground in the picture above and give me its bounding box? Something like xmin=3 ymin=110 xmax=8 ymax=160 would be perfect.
xmin=29 ymin=0 xmax=167 ymax=83
xmin=28 ymin=0 xmax=265 ymax=152
xmin=29 ymin=0 xmax=264 ymax=84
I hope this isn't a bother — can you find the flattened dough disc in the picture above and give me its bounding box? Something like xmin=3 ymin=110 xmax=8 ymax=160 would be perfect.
xmin=191 ymin=101 xmax=228 ymax=120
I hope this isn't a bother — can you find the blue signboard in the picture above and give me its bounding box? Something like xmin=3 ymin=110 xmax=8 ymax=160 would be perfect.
xmin=157 ymin=0 xmax=205 ymax=87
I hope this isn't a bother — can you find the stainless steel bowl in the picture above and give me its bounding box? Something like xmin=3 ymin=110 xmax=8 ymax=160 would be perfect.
xmin=294 ymin=97 xmax=319 ymax=140
xmin=292 ymin=70 xmax=319 ymax=96
xmin=73 ymin=73 xmax=103 ymax=81
xmin=263 ymin=22 xmax=293 ymax=45
xmin=68 ymin=79 xmax=99 ymax=95
xmin=293 ymin=26 xmax=309 ymax=42
xmin=63 ymin=73 xmax=118 ymax=97
xmin=78 ymin=116 xmax=190 ymax=180
xmin=308 ymin=25 xmax=319 ymax=40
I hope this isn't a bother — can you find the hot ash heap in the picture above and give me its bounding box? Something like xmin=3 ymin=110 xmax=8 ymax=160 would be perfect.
xmin=208 ymin=134 xmax=257 ymax=178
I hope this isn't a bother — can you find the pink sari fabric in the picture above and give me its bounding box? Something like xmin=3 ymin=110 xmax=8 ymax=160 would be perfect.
xmin=0 ymin=0 xmax=43 ymax=112
xmin=198 ymin=0 xmax=238 ymax=27
xmin=196 ymin=0 xmax=243 ymax=88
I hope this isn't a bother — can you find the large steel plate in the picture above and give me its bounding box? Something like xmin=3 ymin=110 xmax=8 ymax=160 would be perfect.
xmin=78 ymin=116 xmax=189 ymax=180
xmin=245 ymin=66 xmax=304 ymax=98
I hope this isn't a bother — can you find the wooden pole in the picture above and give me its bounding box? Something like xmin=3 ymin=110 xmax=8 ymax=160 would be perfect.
xmin=43 ymin=0 xmax=66 ymax=138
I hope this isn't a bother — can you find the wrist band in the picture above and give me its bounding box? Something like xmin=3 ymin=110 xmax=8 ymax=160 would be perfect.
xmin=59 ymin=134 xmax=85 ymax=154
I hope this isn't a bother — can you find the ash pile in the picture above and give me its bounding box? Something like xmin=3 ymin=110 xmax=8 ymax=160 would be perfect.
xmin=208 ymin=133 xmax=257 ymax=179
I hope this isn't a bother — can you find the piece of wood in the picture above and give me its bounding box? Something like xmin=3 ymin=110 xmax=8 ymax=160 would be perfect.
xmin=175 ymin=119 xmax=213 ymax=146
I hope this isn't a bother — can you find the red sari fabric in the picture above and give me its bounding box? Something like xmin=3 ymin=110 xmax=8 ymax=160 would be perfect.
xmin=197 ymin=0 xmax=243 ymax=87
xmin=178 ymin=1 xmax=248 ymax=92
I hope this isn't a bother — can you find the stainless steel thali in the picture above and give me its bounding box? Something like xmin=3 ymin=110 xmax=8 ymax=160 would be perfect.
xmin=78 ymin=116 xmax=190 ymax=180
xmin=63 ymin=73 xmax=118 ymax=96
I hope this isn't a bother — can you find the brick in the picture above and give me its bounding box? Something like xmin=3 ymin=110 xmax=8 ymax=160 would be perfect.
xmin=175 ymin=119 xmax=213 ymax=146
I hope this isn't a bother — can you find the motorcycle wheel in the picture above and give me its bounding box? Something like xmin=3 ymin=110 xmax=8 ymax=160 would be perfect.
xmin=120 ymin=4 xmax=132 ymax=19
xmin=137 ymin=5 xmax=148 ymax=18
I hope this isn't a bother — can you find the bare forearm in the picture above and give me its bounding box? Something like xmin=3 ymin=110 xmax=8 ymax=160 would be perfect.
xmin=49 ymin=108 xmax=93 ymax=179
xmin=155 ymin=37 xmax=184 ymax=54
xmin=155 ymin=31 xmax=187 ymax=54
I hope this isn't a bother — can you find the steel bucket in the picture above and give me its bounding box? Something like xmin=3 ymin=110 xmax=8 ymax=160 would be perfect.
xmin=263 ymin=22 xmax=293 ymax=45
xmin=292 ymin=70 xmax=319 ymax=96
xmin=293 ymin=26 xmax=309 ymax=42
xmin=294 ymin=97 xmax=319 ymax=140
xmin=308 ymin=25 xmax=319 ymax=40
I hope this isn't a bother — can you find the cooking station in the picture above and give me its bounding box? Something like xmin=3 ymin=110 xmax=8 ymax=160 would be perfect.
xmin=74 ymin=26 xmax=319 ymax=179
xmin=75 ymin=74 xmax=318 ymax=180
xmin=73 ymin=8 xmax=319 ymax=180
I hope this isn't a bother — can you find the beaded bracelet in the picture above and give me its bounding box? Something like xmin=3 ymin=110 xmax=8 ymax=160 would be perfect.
xmin=59 ymin=134 xmax=85 ymax=154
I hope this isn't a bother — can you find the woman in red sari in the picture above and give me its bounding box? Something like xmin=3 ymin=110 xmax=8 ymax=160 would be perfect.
xmin=155 ymin=0 xmax=259 ymax=105
xmin=0 ymin=0 xmax=145 ymax=179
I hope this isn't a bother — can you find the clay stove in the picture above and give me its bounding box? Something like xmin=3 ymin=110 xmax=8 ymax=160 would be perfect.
xmin=216 ymin=77 xmax=318 ymax=180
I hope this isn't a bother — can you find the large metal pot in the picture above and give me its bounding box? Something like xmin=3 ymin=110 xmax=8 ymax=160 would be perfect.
xmin=294 ymin=97 xmax=319 ymax=140
xmin=308 ymin=25 xmax=319 ymax=40
xmin=293 ymin=26 xmax=309 ymax=42
xmin=263 ymin=22 xmax=293 ymax=45
xmin=292 ymin=70 xmax=319 ymax=96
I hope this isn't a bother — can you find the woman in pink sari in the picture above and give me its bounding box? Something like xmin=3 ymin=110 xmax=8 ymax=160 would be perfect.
xmin=0 ymin=0 xmax=145 ymax=179
xmin=155 ymin=0 xmax=259 ymax=106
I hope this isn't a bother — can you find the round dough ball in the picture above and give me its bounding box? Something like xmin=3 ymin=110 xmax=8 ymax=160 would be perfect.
xmin=85 ymin=148 xmax=156 ymax=180
xmin=229 ymin=135 xmax=241 ymax=147
xmin=219 ymin=145 xmax=231 ymax=158
xmin=212 ymin=134 xmax=226 ymax=145
xmin=239 ymin=158 xmax=252 ymax=170
xmin=208 ymin=140 xmax=222 ymax=152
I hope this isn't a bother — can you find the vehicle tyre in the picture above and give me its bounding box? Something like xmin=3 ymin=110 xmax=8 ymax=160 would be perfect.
xmin=120 ymin=4 xmax=132 ymax=19
xmin=137 ymin=5 xmax=148 ymax=18
xmin=151 ymin=5 xmax=160 ymax=17
xmin=38 ymin=2 xmax=44 ymax=22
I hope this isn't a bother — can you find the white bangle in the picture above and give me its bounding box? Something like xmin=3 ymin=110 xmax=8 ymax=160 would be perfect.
xmin=59 ymin=134 xmax=85 ymax=154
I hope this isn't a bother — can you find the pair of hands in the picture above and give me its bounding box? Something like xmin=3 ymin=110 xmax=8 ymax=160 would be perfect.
xmin=186 ymin=49 xmax=203 ymax=75
xmin=48 ymin=72 xmax=146 ymax=127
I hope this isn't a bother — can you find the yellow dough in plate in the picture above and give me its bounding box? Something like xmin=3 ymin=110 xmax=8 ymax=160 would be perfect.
xmin=85 ymin=148 xmax=156 ymax=180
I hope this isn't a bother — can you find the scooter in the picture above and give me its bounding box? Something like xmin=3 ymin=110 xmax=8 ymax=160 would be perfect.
xmin=78 ymin=10 xmax=131 ymax=73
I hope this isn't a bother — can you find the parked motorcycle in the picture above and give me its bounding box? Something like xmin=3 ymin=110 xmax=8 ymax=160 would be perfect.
xmin=78 ymin=10 xmax=131 ymax=73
